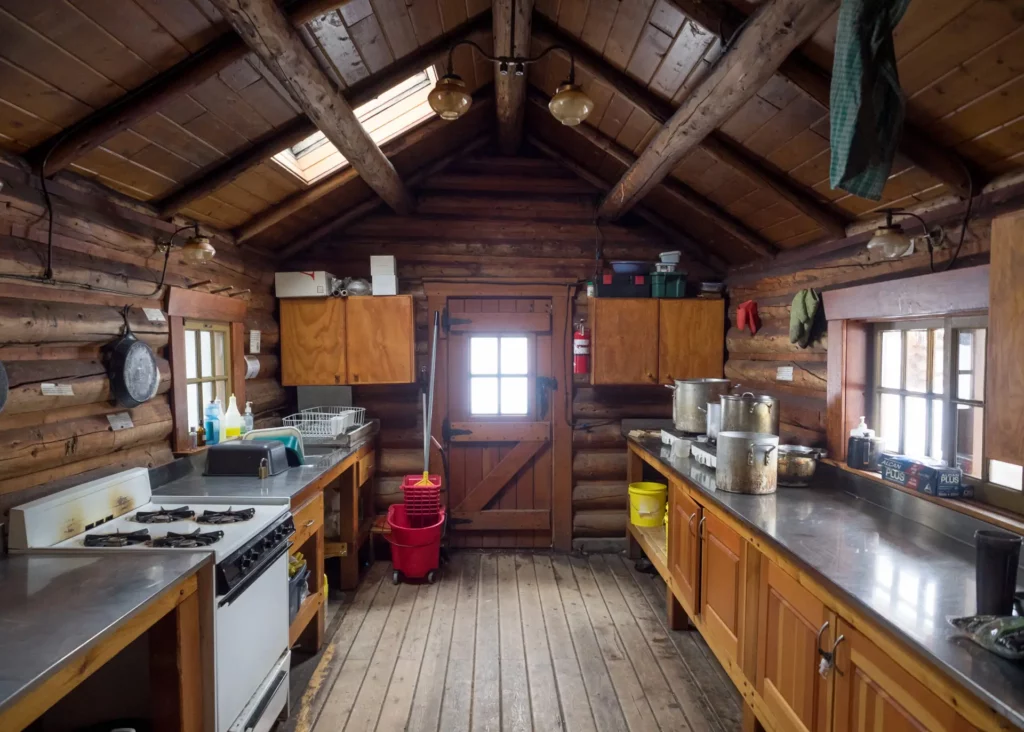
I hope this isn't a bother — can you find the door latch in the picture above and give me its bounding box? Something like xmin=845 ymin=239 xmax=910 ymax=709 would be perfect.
xmin=537 ymin=376 xmax=558 ymax=418
xmin=441 ymin=307 xmax=471 ymax=332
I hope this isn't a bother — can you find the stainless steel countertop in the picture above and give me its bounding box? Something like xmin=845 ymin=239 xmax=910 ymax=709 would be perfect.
xmin=0 ymin=552 xmax=211 ymax=717
xmin=153 ymin=437 xmax=371 ymax=502
xmin=630 ymin=436 xmax=1024 ymax=730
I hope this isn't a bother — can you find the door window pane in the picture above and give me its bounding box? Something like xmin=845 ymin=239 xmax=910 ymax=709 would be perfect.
xmin=905 ymin=330 xmax=928 ymax=393
xmin=879 ymin=393 xmax=901 ymax=452
xmin=904 ymin=396 xmax=927 ymax=459
xmin=955 ymin=405 xmax=983 ymax=479
xmin=500 ymin=337 xmax=528 ymax=375
xmin=500 ymin=377 xmax=528 ymax=415
xmin=471 ymin=337 xmax=498 ymax=375
xmin=471 ymin=377 xmax=499 ymax=414
xmin=990 ymin=460 xmax=1024 ymax=491
xmin=880 ymin=331 xmax=902 ymax=388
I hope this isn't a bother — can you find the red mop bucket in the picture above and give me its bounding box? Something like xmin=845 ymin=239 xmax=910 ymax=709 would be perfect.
xmin=385 ymin=503 xmax=445 ymax=584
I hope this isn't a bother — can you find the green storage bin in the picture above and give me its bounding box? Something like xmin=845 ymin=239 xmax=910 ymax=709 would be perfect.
xmin=651 ymin=272 xmax=687 ymax=298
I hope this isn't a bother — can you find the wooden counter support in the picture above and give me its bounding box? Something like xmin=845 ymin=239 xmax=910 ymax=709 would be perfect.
xmin=626 ymin=440 xmax=1016 ymax=732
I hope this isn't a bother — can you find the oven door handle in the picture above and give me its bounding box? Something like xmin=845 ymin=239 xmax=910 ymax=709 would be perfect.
xmin=218 ymin=541 xmax=290 ymax=608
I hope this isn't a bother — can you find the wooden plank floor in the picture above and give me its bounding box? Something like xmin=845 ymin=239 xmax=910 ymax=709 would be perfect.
xmin=294 ymin=552 xmax=741 ymax=732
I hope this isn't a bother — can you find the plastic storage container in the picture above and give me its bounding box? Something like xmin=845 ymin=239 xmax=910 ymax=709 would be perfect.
xmin=288 ymin=561 xmax=310 ymax=622
xmin=386 ymin=504 xmax=445 ymax=584
xmin=595 ymin=272 xmax=651 ymax=298
xmin=628 ymin=481 xmax=668 ymax=527
xmin=651 ymin=272 xmax=687 ymax=298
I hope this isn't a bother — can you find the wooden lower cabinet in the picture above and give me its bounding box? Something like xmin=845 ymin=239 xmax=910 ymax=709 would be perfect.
xmin=757 ymin=560 xmax=832 ymax=732
xmin=668 ymin=482 xmax=701 ymax=617
xmin=832 ymin=620 xmax=974 ymax=732
xmin=700 ymin=510 xmax=743 ymax=666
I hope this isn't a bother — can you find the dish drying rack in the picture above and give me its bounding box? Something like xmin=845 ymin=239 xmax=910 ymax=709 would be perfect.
xmin=284 ymin=406 xmax=366 ymax=444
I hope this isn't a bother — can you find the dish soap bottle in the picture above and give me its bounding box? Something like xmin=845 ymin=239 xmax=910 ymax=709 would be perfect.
xmin=204 ymin=399 xmax=222 ymax=445
xmin=242 ymin=401 xmax=254 ymax=435
xmin=223 ymin=394 xmax=242 ymax=440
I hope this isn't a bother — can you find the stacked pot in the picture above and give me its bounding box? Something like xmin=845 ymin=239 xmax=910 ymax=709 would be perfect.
xmin=717 ymin=392 xmax=781 ymax=494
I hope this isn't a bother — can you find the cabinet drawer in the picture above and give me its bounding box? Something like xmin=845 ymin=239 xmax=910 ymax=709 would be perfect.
xmin=357 ymin=451 xmax=376 ymax=487
xmin=291 ymin=491 xmax=323 ymax=550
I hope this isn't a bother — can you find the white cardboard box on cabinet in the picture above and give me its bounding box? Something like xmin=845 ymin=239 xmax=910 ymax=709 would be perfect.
xmin=372 ymin=275 xmax=398 ymax=295
xmin=370 ymin=256 xmax=396 ymax=276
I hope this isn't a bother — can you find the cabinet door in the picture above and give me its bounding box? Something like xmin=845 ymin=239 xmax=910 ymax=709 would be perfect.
xmin=987 ymin=211 xmax=1024 ymax=464
xmin=757 ymin=560 xmax=831 ymax=732
xmin=658 ymin=299 xmax=725 ymax=382
xmin=590 ymin=298 xmax=659 ymax=385
xmin=833 ymin=620 xmax=973 ymax=732
xmin=280 ymin=298 xmax=346 ymax=385
xmin=346 ymin=295 xmax=416 ymax=384
xmin=700 ymin=510 xmax=742 ymax=665
xmin=668 ymin=482 xmax=700 ymax=617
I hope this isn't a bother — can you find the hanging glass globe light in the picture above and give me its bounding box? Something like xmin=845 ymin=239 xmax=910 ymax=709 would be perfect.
xmin=548 ymin=82 xmax=594 ymax=126
xmin=428 ymin=74 xmax=472 ymax=121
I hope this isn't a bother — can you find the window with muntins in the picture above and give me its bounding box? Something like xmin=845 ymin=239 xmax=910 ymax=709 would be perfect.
xmin=184 ymin=320 xmax=232 ymax=431
xmin=469 ymin=336 xmax=530 ymax=416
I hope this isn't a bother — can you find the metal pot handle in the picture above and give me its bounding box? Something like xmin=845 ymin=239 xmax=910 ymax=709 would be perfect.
xmin=747 ymin=444 xmax=777 ymax=466
xmin=740 ymin=391 xmax=754 ymax=397
xmin=664 ymin=384 xmax=675 ymax=391
xmin=697 ymin=405 xmax=706 ymax=413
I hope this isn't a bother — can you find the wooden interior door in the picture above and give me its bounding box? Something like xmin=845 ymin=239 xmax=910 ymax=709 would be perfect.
xmin=668 ymin=482 xmax=701 ymax=617
xmin=445 ymin=297 xmax=555 ymax=548
xmin=757 ymin=560 xmax=832 ymax=732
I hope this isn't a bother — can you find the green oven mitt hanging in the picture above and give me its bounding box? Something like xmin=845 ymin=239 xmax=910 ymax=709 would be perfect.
xmin=789 ymin=289 xmax=821 ymax=348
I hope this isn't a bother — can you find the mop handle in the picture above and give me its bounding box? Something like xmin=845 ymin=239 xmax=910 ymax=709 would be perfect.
xmin=424 ymin=311 xmax=440 ymax=475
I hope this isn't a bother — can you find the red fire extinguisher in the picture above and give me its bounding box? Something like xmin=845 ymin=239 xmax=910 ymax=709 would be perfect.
xmin=573 ymin=320 xmax=590 ymax=374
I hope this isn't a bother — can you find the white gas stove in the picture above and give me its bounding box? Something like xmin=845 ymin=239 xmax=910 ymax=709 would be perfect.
xmin=9 ymin=467 xmax=294 ymax=732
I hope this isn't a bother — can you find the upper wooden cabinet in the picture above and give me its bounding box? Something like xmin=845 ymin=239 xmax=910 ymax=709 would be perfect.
xmin=346 ymin=295 xmax=416 ymax=384
xmin=757 ymin=560 xmax=832 ymax=732
xmin=280 ymin=295 xmax=415 ymax=386
xmin=280 ymin=298 xmax=346 ymax=385
xmin=987 ymin=213 xmax=1024 ymax=464
xmin=659 ymin=299 xmax=725 ymax=382
xmin=590 ymin=298 xmax=659 ymax=385
xmin=589 ymin=297 xmax=725 ymax=385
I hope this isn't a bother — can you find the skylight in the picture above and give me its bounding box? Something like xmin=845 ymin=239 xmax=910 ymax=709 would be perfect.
xmin=273 ymin=67 xmax=439 ymax=185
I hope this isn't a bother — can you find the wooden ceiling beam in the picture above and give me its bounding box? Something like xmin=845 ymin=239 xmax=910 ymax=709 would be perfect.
xmin=278 ymin=136 xmax=494 ymax=261
xmin=158 ymin=14 xmax=491 ymax=217
xmin=527 ymin=93 xmax=774 ymax=260
xmin=597 ymin=0 xmax=839 ymax=221
xmin=494 ymin=0 xmax=533 ymax=154
xmin=209 ymin=0 xmax=414 ymax=216
xmin=28 ymin=0 xmax=354 ymax=177
xmin=532 ymin=18 xmax=847 ymax=239
xmin=666 ymin=0 xmax=975 ymax=199
xmin=526 ymin=135 xmax=724 ymax=274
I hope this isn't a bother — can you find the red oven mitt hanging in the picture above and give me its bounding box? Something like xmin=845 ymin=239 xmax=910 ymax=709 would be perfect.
xmin=737 ymin=300 xmax=761 ymax=335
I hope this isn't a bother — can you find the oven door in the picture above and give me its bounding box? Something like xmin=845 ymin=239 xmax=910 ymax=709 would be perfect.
xmin=215 ymin=548 xmax=289 ymax=732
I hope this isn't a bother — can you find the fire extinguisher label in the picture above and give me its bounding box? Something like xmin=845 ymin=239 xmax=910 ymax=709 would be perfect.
xmin=573 ymin=341 xmax=589 ymax=354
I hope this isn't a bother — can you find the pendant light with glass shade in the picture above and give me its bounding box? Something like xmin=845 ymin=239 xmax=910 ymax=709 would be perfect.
xmin=428 ymin=33 xmax=593 ymax=127
xmin=161 ymin=224 xmax=216 ymax=264
xmin=866 ymin=208 xmax=943 ymax=263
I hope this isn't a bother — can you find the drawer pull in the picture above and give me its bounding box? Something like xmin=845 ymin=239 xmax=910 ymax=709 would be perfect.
xmin=304 ymin=519 xmax=315 ymax=528
xmin=697 ymin=516 xmax=706 ymax=539
xmin=687 ymin=512 xmax=696 ymax=536
xmin=818 ymin=634 xmax=845 ymax=678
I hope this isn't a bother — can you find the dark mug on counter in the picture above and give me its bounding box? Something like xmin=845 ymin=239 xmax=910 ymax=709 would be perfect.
xmin=847 ymin=435 xmax=884 ymax=471
xmin=976 ymin=529 xmax=1022 ymax=616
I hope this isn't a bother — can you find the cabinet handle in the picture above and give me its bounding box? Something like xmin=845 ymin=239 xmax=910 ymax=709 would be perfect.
xmin=815 ymin=621 xmax=829 ymax=654
xmin=697 ymin=516 xmax=706 ymax=539
xmin=818 ymin=633 xmax=846 ymax=678
xmin=687 ymin=512 xmax=696 ymax=536
xmin=304 ymin=519 xmax=315 ymax=528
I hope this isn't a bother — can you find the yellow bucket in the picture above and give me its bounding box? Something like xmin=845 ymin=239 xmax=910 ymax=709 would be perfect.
xmin=628 ymin=482 xmax=668 ymax=527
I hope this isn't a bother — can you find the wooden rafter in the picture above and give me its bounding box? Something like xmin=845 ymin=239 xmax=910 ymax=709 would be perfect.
xmin=493 ymin=0 xmax=533 ymax=154
xmin=28 ymin=0 xmax=353 ymax=177
xmin=525 ymin=135 xmax=726 ymax=274
xmin=278 ymin=134 xmax=494 ymax=261
xmin=527 ymin=93 xmax=774 ymax=260
xmin=597 ymin=0 xmax=839 ymax=221
xmin=158 ymin=14 xmax=492 ymax=217
xmin=532 ymin=18 xmax=847 ymax=239
xmin=666 ymin=0 xmax=976 ymax=199
xmin=209 ymin=0 xmax=414 ymax=215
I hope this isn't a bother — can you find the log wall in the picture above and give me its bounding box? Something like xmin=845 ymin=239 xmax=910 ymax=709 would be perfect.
xmin=289 ymin=153 xmax=698 ymax=540
xmin=724 ymin=216 xmax=995 ymax=447
xmin=0 ymin=156 xmax=281 ymax=523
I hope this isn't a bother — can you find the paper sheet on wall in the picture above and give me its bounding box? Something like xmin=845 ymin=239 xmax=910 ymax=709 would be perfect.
xmin=244 ymin=355 xmax=260 ymax=379
xmin=41 ymin=383 xmax=74 ymax=396
xmin=107 ymin=412 xmax=134 ymax=431
xmin=249 ymin=330 xmax=261 ymax=354
xmin=142 ymin=308 xmax=166 ymax=323
xmin=776 ymin=366 xmax=794 ymax=382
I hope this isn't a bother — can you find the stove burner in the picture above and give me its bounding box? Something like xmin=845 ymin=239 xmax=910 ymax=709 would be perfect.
xmin=151 ymin=528 xmax=224 ymax=548
xmin=84 ymin=528 xmax=151 ymax=547
xmin=197 ymin=507 xmax=256 ymax=525
xmin=133 ymin=506 xmax=195 ymax=524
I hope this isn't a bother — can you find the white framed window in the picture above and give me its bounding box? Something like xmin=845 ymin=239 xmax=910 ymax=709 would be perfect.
xmin=873 ymin=316 xmax=1024 ymax=511
xmin=469 ymin=336 xmax=530 ymax=416
xmin=183 ymin=320 xmax=232 ymax=431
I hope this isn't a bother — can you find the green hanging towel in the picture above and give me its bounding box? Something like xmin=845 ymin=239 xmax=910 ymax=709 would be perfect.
xmin=829 ymin=0 xmax=911 ymax=200
xmin=789 ymin=289 xmax=821 ymax=349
